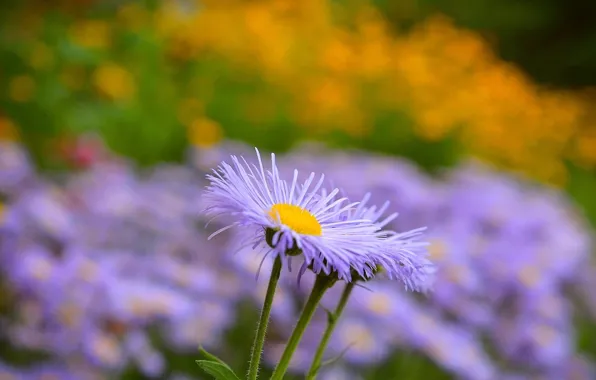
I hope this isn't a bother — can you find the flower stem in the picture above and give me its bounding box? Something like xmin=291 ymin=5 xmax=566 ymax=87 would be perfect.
xmin=270 ymin=274 xmax=334 ymax=380
xmin=306 ymin=281 xmax=355 ymax=379
xmin=247 ymin=255 xmax=282 ymax=380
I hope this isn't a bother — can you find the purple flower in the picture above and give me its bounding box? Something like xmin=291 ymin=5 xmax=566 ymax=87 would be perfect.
xmin=163 ymin=299 xmax=235 ymax=351
xmin=81 ymin=328 xmax=126 ymax=370
xmin=0 ymin=142 xmax=34 ymax=196
xmin=345 ymin=193 xmax=435 ymax=291
xmin=203 ymin=148 xmax=387 ymax=281
xmin=102 ymin=277 xmax=194 ymax=324
xmin=1 ymin=137 xmax=594 ymax=380
xmin=124 ymin=330 xmax=166 ymax=378
xmin=327 ymin=316 xmax=392 ymax=365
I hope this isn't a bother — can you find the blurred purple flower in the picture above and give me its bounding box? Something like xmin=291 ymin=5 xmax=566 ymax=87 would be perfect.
xmin=0 ymin=139 xmax=594 ymax=380
xmin=0 ymin=142 xmax=34 ymax=196
xmin=163 ymin=299 xmax=235 ymax=351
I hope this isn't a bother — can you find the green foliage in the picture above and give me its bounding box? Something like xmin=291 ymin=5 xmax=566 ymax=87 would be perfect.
xmin=195 ymin=347 xmax=240 ymax=380
xmin=196 ymin=360 xmax=241 ymax=380
xmin=566 ymin=162 xmax=596 ymax=226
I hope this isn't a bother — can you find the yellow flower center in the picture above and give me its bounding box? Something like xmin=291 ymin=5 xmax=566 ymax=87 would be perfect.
xmin=268 ymin=203 xmax=322 ymax=236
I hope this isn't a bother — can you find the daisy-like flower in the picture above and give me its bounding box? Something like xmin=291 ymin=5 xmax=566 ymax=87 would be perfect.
xmin=203 ymin=148 xmax=385 ymax=281
xmin=337 ymin=192 xmax=436 ymax=291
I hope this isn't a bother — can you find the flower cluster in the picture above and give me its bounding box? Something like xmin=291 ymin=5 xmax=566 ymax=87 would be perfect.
xmin=0 ymin=143 xmax=239 ymax=378
xmin=2 ymin=1 xmax=596 ymax=184
xmin=157 ymin=1 xmax=596 ymax=185
xmin=1 ymin=140 xmax=594 ymax=379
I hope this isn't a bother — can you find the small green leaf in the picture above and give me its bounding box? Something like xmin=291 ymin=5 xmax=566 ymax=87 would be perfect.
xmin=196 ymin=360 xmax=241 ymax=380
xmin=198 ymin=346 xmax=228 ymax=365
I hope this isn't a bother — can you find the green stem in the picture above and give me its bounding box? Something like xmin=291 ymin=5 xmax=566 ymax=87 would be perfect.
xmin=247 ymin=255 xmax=283 ymax=380
xmin=270 ymin=274 xmax=334 ymax=380
xmin=306 ymin=281 xmax=355 ymax=379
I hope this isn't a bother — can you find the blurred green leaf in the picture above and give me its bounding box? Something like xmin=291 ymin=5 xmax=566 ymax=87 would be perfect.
xmin=199 ymin=347 xmax=229 ymax=366
xmin=196 ymin=360 xmax=241 ymax=380
xmin=566 ymin=162 xmax=596 ymax=226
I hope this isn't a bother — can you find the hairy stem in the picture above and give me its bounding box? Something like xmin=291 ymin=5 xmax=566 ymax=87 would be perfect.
xmin=247 ymin=255 xmax=282 ymax=380
xmin=270 ymin=274 xmax=334 ymax=380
